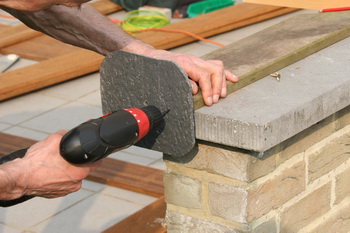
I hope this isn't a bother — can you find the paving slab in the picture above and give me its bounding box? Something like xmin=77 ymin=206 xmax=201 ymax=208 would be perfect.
xmin=195 ymin=36 xmax=350 ymax=152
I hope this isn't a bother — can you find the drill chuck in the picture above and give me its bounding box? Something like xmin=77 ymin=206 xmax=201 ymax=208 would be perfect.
xmin=60 ymin=106 xmax=164 ymax=164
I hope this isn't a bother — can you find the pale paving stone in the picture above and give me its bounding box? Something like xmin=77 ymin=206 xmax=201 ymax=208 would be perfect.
xmin=124 ymin=145 xmax=163 ymax=160
xmin=0 ymin=189 xmax=93 ymax=229
xmin=20 ymin=102 xmax=102 ymax=134
xmin=29 ymin=193 xmax=146 ymax=233
xmin=3 ymin=126 xmax=48 ymax=141
xmin=108 ymin=150 xmax=156 ymax=166
xmin=81 ymin=180 xmax=107 ymax=192
xmin=101 ymin=186 xmax=157 ymax=205
xmin=0 ymin=223 xmax=22 ymax=233
xmin=0 ymin=122 xmax=11 ymax=131
xmin=77 ymin=90 xmax=102 ymax=106
xmin=38 ymin=73 xmax=100 ymax=101
xmin=0 ymin=93 xmax=68 ymax=125
xmin=149 ymin=159 xmax=166 ymax=170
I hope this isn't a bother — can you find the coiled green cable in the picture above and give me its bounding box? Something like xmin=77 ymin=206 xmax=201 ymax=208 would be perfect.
xmin=121 ymin=10 xmax=170 ymax=32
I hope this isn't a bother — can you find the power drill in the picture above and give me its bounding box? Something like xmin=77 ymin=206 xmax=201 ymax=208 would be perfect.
xmin=0 ymin=105 xmax=166 ymax=206
xmin=60 ymin=105 xmax=166 ymax=164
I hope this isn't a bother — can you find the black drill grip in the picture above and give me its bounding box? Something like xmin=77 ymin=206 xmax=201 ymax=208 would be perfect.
xmin=0 ymin=148 xmax=34 ymax=207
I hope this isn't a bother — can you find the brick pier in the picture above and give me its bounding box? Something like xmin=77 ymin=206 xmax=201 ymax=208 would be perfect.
xmin=163 ymin=37 xmax=350 ymax=232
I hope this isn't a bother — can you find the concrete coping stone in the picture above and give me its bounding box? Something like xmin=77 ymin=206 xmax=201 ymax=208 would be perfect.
xmin=195 ymin=37 xmax=350 ymax=152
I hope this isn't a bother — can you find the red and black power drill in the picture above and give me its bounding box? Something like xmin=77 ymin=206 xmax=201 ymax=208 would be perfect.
xmin=0 ymin=106 xmax=167 ymax=206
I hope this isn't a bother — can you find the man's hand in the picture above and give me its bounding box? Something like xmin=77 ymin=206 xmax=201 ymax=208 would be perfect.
xmin=140 ymin=49 xmax=239 ymax=106
xmin=0 ymin=130 xmax=100 ymax=200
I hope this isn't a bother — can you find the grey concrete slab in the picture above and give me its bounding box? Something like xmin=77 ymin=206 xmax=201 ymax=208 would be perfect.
xmin=195 ymin=37 xmax=350 ymax=152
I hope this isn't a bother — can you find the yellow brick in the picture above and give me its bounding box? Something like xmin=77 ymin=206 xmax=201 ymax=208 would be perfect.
xmin=247 ymin=161 xmax=306 ymax=221
xmin=185 ymin=142 xmax=279 ymax=182
xmin=308 ymin=130 xmax=350 ymax=182
xmin=280 ymin=183 xmax=331 ymax=233
xmin=184 ymin=142 xmax=252 ymax=182
xmin=335 ymin=166 xmax=350 ymax=204
xmin=308 ymin=199 xmax=350 ymax=233
xmin=164 ymin=173 xmax=202 ymax=209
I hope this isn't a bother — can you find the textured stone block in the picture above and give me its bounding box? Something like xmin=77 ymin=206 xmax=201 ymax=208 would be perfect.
xmin=308 ymin=130 xmax=350 ymax=182
xmin=164 ymin=173 xmax=202 ymax=209
xmin=335 ymin=166 xmax=350 ymax=205
xmin=247 ymin=161 xmax=306 ymax=221
xmin=185 ymin=141 xmax=280 ymax=182
xmin=196 ymin=37 xmax=350 ymax=152
xmin=166 ymin=211 xmax=239 ymax=233
xmin=280 ymin=183 xmax=331 ymax=233
xmin=208 ymin=183 xmax=248 ymax=223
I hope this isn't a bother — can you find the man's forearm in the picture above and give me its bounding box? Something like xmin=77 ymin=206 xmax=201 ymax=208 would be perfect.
xmin=0 ymin=161 xmax=26 ymax=200
xmin=1 ymin=3 xmax=153 ymax=55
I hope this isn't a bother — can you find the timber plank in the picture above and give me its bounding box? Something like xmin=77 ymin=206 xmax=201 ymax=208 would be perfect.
xmin=0 ymin=132 xmax=164 ymax=197
xmin=244 ymin=0 xmax=349 ymax=10
xmin=103 ymin=197 xmax=166 ymax=233
xmin=87 ymin=157 xmax=164 ymax=197
xmin=0 ymin=50 xmax=104 ymax=100
xmin=193 ymin=11 xmax=350 ymax=109
xmin=1 ymin=36 xmax=80 ymax=60
xmin=134 ymin=3 xmax=298 ymax=50
xmin=90 ymin=0 xmax=123 ymax=14
xmin=0 ymin=132 xmax=36 ymax=155
xmin=0 ymin=24 xmax=41 ymax=49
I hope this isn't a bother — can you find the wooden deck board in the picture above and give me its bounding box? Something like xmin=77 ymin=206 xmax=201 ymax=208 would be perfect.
xmin=87 ymin=157 xmax=164 ymax=197
xmin=0 ymin=50 xmax=104 ymax=100
xmin=0 ymin=132 xmax=36 ymax=155
xmin=244 ymin=0 xmax=349 ymax=10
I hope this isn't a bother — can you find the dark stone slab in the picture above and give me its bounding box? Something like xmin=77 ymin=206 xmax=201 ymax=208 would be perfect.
xmin=100 ymin=50 xmax=195 ymax=157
